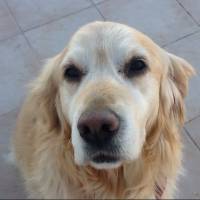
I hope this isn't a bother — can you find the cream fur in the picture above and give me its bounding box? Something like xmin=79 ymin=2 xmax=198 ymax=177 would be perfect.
xmin=13 ymin=21 xmax=194 ymax=199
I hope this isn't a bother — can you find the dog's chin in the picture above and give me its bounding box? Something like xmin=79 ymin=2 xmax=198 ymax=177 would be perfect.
xmin=75 ymin=152 xmax=123 ymax=169
xmin=89 ymin=153 xmax=122 ymax=169
xmin=89 ymin=160 xmax=122 ymax=169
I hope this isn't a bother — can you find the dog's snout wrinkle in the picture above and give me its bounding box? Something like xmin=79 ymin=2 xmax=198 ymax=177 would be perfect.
xmin=78 ymin=110 xmax=120 ymax=146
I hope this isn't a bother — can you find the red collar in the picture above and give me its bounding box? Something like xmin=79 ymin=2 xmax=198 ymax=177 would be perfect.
xmin=155 ymin=177 xmax=167 ymax=199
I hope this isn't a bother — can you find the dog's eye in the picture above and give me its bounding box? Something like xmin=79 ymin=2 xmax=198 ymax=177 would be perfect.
xmin=64 ymin=65 xmax=83 ymax=82
xmin=124 ymin=58 xmax=147 ymax=78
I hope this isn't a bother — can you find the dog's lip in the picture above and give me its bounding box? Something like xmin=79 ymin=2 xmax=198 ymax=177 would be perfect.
xmin=91 ymin=153 xmax=119 ymax=163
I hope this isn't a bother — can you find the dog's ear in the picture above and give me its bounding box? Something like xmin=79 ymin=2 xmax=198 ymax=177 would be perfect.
xmin=167 ymin=53 xmax=195 ymax=97
xmin=160 ymin=53 xmax=195 ymax=124
xmin=29 ymin=54 xmax=62 ymax=130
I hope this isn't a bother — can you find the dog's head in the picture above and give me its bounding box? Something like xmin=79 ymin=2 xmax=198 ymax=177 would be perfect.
xmin=35 ymin=22 xmax=194 ymax=169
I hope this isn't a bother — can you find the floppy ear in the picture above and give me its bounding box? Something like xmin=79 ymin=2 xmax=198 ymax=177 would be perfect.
xmin=29 ymin=54 xmax=62 ymax=130
xmin=160 ymin=52 xmax=195 ymax=124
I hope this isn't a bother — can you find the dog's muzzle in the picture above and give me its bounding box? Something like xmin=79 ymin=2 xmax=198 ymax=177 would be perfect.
xmin=77 ymin=109 xmax=121 ymax=164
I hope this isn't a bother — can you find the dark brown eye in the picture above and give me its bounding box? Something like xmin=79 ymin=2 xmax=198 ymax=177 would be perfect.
xmin=124 ymin=58 xmax=147 ymax=78
xmin=64 ymin=65 xmax=83 ymax=82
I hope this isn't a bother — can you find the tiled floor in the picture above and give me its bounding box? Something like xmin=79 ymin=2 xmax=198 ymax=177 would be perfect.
xmin=0 ymin=0 xmax=199 ymax=198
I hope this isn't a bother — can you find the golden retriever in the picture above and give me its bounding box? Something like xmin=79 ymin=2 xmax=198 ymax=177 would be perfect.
xmin=13 ymin=21 xmax=194 ymax=199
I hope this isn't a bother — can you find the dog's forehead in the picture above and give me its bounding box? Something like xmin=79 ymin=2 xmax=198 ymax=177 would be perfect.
xmin=70 ymin=22 xmax=133 ymax=47
xmin=65 ymin=22 xmax=149 ymax=67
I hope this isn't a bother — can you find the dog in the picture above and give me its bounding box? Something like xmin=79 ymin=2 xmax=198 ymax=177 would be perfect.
xmin=13 ymin=21 xmax=194 ymax=199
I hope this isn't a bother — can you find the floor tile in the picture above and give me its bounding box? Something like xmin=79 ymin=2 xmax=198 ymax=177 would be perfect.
xmin=164 ymin=32 xmax=200 ymax=72
xmin=178 ymin=0 xmax=200 ymax=25
xmin=97 ymin=0 xmax=199 ymax=46
xmin=0 ymin=109 xmax=18 ymax=153
xmin=164 ymin=32 xmax=200 ymax=120
xmin=92 ymin=0 xmax=106 ymax=4
xmin=185 ymin=116 xmax=200 ymax=148
xmin=0 ymin=0 xmax=20 ymax=41
xmin=0 ymin=34 xmax=39 ymax=115
xmin=6 ymin=0 xmax=92 ymax=31
xmin=25 ymin=7 xmax=103 ymax=59
xmin=185 ymin=76 xmax=200 ymax=121
xmin=0 ymin=157 xmax=26 ymax=199
xmin=177 ymin=130 xmax=200 ymax=199
xmin=0 ymin=109 xmax=26 ymax=199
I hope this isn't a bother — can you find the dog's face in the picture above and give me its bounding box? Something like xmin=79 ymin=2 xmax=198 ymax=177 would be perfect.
xmin=53 ymin=22 xmax=193 ymax=169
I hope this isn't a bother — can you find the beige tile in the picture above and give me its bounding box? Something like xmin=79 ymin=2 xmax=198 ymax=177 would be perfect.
xmin=177 ymin=130 xmax=200 ymax=199
xmin=0 ymin=0 xmax=20 ymax=41
xmin=97 ymin=0 xmax=199 ymax=46
xmin=25 ymin=7 xmax=103 ymax=59
xmin=0 ymin=34 xmax=39 ymax=115
xmin=6 ymin=0 xmax=92 ymax=31
xmin=185 ymin=116 xmax=200 ymax=148
xmin=178 ymin=0 xmax=200 ymax=25
xmin=165 ymin=32 xmax=200 ymax=121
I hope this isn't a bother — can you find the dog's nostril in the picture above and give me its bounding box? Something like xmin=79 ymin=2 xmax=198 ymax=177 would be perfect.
xmin=102 ymin=123 xmax=111 ymax=132
xmin=77 ymin=110 xmax=120 ymax=145
xmin=78 ymin=124 xmax=91 ymax=137
xmin=102 ymin=120 xmax=119 ymax=133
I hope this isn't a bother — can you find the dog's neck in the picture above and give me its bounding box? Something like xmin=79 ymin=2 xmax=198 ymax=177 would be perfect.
xmin=70 ymin=155 xmax=167 ymax=199
xmin=62 ymin=143 xmax=169 ymax=199
xmin=61 ymin=119 xmax=181 ymax=199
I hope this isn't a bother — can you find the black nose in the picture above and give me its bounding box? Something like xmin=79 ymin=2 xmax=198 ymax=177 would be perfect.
xmin=77 ymin=110 xmax=120 ymax=147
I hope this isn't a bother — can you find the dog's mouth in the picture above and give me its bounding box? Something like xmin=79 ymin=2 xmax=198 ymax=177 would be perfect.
xmin=89 ymin=153 xmax=122 ymax=169
xmin=91 ymin=153 xmax=119 ymax=163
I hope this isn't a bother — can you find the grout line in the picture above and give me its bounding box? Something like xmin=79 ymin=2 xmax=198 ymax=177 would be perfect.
xmin=90 ymin=0 xmax=106 ymax=21
xmin=176 ymin=0 xmax=200 ymax=27
xmin=23 ymin=5 xmax=93 ymax=33
xmin=3 ymin=0 xmax=23 ymax=32
xmin=0 ymin=0 xmax=22 ymax=43
xmin=185 ymin=114 xmax=200 ymax=124
xmin=1 ymin=2 xmax=94 ymax=56
xmin=184 ymin=127 xmax=200 ymax=152
xmin=4 ymin=0 xmax=94 ymax=33
xmin=93 ymin=0 xmax=110 ymax=6
xmin=4 ymin=0 xmax=41 ymax=59
xmin=0 ymin=107 xmax=19 ymax=119
xmin=162 ymin=29 xmax=200 ymax=48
